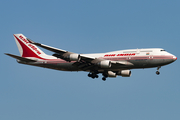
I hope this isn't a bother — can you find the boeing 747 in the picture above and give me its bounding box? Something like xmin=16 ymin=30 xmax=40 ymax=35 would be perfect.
xmin=5 ymin=34 xmax=177 ymax=81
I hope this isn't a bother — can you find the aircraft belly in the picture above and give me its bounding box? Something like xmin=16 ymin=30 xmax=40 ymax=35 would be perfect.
xmin=129 ymin=59 xmax=148 ymax=68
xmin=149 ymin=59 xmax=174 ymax=66
xmin=130 ymin=58 xmax=174 ymax=68
xmin=56 ymin=63 xmax=80 ymax=71
xmin=22 ymin=62 xmax=81 ymax=71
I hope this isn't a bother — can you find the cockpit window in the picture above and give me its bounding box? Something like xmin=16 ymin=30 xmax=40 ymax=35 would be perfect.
xmin=160 ymin=50 xmax=166 ymax=51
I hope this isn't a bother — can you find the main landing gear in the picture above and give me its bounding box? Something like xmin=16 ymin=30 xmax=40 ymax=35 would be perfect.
xmin=88 ymin=71 xmax=108 ymax=81
xmin=88 ymin=72 xmax=99 ymax=79
xmin=156 ymin=66 xmax=161 ymax=75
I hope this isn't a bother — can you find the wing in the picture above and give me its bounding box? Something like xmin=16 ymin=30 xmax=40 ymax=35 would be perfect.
xmin=27 ymin=39 xmax=133 ymax=70
xmin=27 ymin=38 xmax=96 ymax=62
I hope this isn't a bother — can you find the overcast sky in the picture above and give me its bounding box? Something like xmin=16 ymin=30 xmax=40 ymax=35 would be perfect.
xmin=1 ymin=0 xmax=180 ymax=120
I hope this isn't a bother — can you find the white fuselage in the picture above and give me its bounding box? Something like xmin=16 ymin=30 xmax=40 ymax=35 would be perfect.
xmin=20 ymin=48 xmax=176 ymax=72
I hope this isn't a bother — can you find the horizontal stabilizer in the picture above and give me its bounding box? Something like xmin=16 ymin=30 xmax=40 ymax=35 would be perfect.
xmin=5 ymin=53 xmax=37 ymax=62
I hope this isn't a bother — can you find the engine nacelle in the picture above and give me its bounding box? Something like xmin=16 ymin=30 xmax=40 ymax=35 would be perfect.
xmin=98 ymin=60 xmax=111 ymax=68
xmin=107 ymin=71 xmax=117 ymax=77
xmin=66 ymin=54 xmax=80 ymax=61
xmin=117 ymin=70 xmax=131 ymax=77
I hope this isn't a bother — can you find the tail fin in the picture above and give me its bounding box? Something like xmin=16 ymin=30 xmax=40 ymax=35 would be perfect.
xmin=14 ymin=34 xmax=48 ymax=59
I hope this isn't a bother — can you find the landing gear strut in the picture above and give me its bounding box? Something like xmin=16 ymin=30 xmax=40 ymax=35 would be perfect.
xmin=156 ymin=66 xmax=161 ymax=75
xmin=102 ymin=73 xmax=108 ymax=81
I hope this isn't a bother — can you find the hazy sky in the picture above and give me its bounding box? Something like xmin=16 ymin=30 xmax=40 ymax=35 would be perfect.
xmin=1 ymin=0 xmax=179 ymax=120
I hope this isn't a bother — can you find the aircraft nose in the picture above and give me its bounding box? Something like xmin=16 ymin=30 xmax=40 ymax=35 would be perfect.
xmin=172 ymin=56 xmax=177 ymax=61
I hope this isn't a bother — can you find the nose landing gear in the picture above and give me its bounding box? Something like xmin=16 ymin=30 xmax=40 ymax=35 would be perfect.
xmin=156 ymin=66 xmax=161 ymax=75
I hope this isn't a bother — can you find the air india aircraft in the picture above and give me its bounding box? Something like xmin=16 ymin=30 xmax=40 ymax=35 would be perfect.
xmin=5 ymin=34 xmax=177 ymax=81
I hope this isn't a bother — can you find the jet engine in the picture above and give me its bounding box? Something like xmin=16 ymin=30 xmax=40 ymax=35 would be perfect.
xmin=117 ymin=70 xmax=131 ymax=77
xmin=98 ymin=60 xmax=111 ymax=68
xmin=66 ymin=54 xmax=80 ymax=61
xmin=107 ymin=71 xmax=117 ymax=77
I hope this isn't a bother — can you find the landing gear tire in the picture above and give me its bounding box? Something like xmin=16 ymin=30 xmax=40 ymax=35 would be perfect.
xmin=156 ymin=66 xmax=161 ymax=75
xmin=88 ymin=73 xmax=92 ymax=77
xmin=156 ymin=71 xmax=160 ymax=75
xmin=95 ymin=75 xmax=99 ymax=78
xmin=102 ymin=77 xmax=106 ymax=81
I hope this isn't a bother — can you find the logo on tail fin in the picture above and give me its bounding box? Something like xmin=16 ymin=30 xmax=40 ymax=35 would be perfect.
xmin=14 ymin=34 xmax=44 ymax=58
xmin=19 ymin=35 xmax=41 ymax=55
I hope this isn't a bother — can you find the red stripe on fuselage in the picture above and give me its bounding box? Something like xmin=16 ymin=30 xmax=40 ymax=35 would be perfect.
xmin=102 ymin=55 xmax=174 ymax=61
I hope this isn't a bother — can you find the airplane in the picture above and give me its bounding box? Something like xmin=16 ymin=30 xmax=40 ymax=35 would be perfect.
xmin=5 ymin=34 xmax=177 ymax=81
